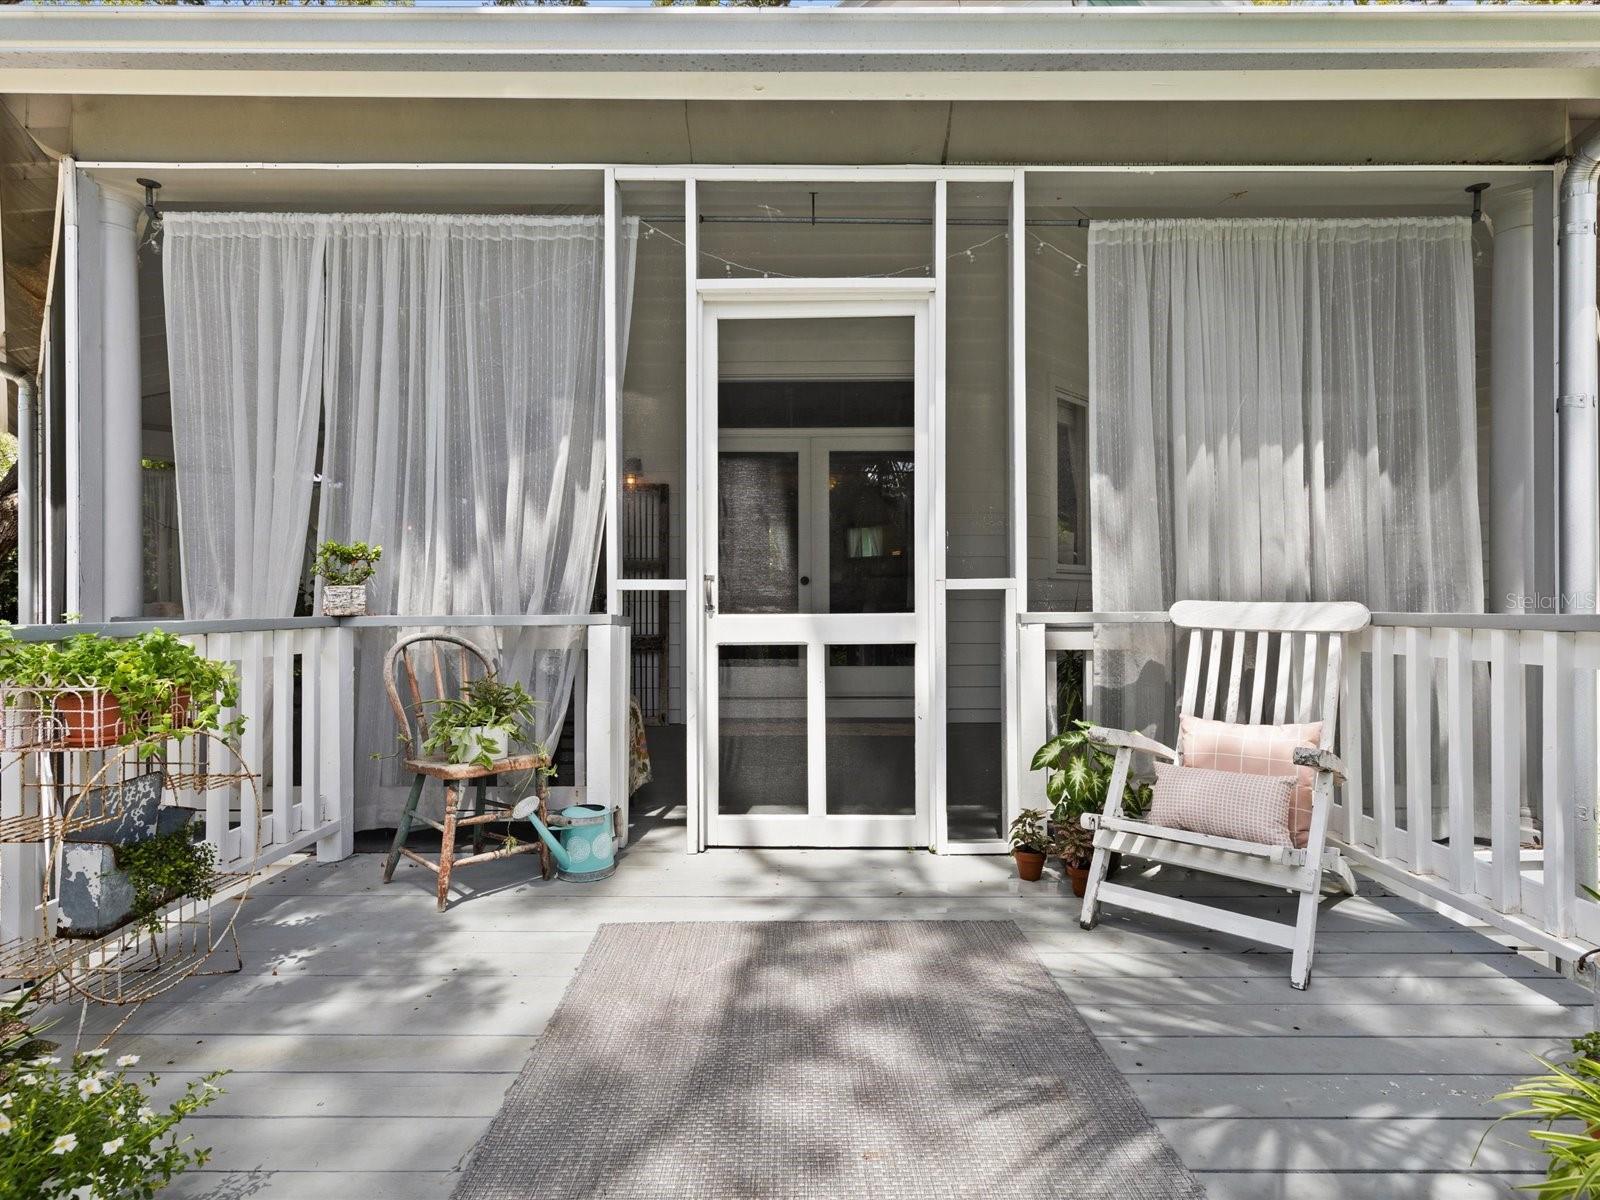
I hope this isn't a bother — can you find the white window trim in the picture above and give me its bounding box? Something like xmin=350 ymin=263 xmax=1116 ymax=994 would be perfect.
xmin=1053 ymin=384 xmax=1091 ymax=580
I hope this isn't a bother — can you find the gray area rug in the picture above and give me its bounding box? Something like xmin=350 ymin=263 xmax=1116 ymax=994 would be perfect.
xmin=452 ymin=920 xmax=1207 ymax=1200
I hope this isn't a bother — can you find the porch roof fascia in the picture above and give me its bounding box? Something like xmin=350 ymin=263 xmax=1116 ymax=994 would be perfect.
xmin=1 ymin=6 xmax=1599 ymax=103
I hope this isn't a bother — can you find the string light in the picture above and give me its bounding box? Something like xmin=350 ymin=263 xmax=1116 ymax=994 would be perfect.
xmin=634 ymin=220 xmax=1089 ymax=282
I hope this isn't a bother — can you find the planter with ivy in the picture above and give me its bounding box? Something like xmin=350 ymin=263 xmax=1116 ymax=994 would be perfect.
xmin=423 ymin=676 xmax=541 ymax=770
xmin=0 ymin=630 xmax=243 ymax=752
xmin=1031 ymin=719 xmax=1153 ymax=898
xmin=313 ymin=540 xmax=382 ymax=617
xmin=54 ymin=770 xmax=219 ymax=939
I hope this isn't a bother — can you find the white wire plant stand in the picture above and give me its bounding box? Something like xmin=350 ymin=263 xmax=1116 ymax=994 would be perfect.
xmin=0 ymin=685 xmax=260 ymax=1009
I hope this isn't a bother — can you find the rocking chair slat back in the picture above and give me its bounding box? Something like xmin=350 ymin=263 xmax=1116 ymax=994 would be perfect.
xmin=385 ymin=633 xmax=497 ymax=759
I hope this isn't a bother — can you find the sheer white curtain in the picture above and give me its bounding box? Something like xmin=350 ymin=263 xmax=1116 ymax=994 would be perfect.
xmin=316 ymin=214 xmax=636 ymax=827
xmin=1090 ymin=217 xmax=1483 ymax=615
xmin=163 ymin=214 xmax=329 ymax=618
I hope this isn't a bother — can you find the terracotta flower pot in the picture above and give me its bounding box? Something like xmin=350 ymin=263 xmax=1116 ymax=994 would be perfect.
xmin=1064 ymin=860 xmax=1091 ymax=898
xmin=1014 ymin=848 xmax=1046 ymax=882
xmin=53 ymin=690 xmax=125 ymax=749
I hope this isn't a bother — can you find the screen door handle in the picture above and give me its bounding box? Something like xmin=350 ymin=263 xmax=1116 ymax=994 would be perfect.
xmin=704 ymin=574 xmax=717 ymax=616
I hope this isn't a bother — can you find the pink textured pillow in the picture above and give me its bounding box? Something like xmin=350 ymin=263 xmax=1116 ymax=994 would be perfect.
xmin=1148 ymin=762 xmax=1298 ymax=848
xmin=1179 ymin=715 xmax=1323 ymax=848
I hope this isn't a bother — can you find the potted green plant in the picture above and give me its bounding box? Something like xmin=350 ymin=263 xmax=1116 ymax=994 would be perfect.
xmin=0 ymin=631 xmax=243 ymax=751
xmin=1031 ymin=720 xmax=1153 ymax=898
xmin=421 ymin=676 xmax=541 ymax=770
xmin=1481 ymin=1046 xmax=1600 ymax=1193
xmin=1008 ymin=808 xmax=1052 ymax=882
xmin=313 ymin=540 xmax=382 ymax=617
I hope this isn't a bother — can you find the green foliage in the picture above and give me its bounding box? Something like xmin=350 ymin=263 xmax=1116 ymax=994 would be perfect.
xmin=1031 ymin=720 xmax=1153 ymax=866
xmin=1008 ymin=808 xmax=1052 ymax=855
xmin=0 ymin=630 xmax=244 ymax=749
xmin=311 ymin=540 xmax=382 ymax=587
xmin=0 ymin=1046 xmax=223 ymax=1200
xmin=1574 ymin=1033 xmax=1600 ymax=1064
xmin=1482 ymin=1056 xmax=1600 ymax=1198
xmin=113 ymin=826 xmax=218 ymax=938
xmin=420 ymin=675 xmax=545 ymax=770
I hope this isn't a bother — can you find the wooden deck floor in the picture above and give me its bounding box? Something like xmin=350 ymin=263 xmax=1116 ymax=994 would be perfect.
xmin=51 ymin=810 xmax=1587 ymax=1199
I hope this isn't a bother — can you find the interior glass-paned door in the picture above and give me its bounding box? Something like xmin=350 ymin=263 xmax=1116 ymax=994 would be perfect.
xmin=703 ymin=308 xmax=929 ymax=848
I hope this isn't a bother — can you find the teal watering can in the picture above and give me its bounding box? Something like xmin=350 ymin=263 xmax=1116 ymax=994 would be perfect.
xmin=512 ymin=799 xmax=616 ymax=881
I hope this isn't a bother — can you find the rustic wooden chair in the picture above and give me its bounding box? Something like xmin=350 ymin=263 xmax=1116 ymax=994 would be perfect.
xmin=1078 ymin=601 xmax=1369 ymax=989
xmin=381 ymin=632 xmax=553 ymax=910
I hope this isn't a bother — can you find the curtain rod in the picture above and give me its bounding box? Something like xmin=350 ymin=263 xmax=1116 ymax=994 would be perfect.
xmin=637 ymin=215 xmax=1092 ymax=228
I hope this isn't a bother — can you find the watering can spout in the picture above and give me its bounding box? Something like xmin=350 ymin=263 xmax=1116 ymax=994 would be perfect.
xmin=510 ymin=796 xmax=573 ymax=871
xmin=526 ymin=814 xmax=572 ymax=872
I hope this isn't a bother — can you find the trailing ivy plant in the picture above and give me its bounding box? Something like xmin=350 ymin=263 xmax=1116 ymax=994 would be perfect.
xmin=421 ymin=676 xmax=546 ymax=771
xmin=113 ymin=827 xmax=219 ymax=937
xmin=0 ymin=629 xmax=243 ymax=750
xmin=1030 ymin=719 xmax=1153 ymax=867
xmin=311 ymin=541 xmax=382 ymax=588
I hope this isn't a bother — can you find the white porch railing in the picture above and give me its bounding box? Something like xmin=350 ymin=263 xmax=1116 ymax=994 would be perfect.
xmin=0 ymin=615 xmax=630 ymax=950
xmin=1019 ymin=611 xmax=1600 ymax=965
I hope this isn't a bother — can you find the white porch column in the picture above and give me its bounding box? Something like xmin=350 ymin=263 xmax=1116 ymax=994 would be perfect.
xmin=1487 ymin=187 xmax=1537 ymax=615
xmin=98 ymin=192 xmax=143 ymax=621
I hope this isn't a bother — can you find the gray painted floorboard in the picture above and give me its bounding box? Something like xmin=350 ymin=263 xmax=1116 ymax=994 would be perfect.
xmin=39 ymin=816 xmax=1585 ymax=1197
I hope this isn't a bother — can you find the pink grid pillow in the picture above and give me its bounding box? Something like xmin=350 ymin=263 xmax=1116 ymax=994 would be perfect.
xmin=1148 ymin=762 xmax=1298 ymax=848
xmin=1178 ymin=715 xmax=1323 ymax=849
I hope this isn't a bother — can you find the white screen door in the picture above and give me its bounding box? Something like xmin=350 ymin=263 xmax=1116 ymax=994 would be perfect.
xmin=699 ymin=298 xmax=931 ymax=847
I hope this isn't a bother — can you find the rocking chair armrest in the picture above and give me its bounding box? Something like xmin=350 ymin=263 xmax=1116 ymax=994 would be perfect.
xmin=1086 ymin=726 xmax=1180 ymax=763
xmin=1293 ymin=745 xmax=1347 ymax=782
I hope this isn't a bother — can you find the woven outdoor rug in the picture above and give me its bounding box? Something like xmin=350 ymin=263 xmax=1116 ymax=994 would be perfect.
xmin=451 ymin=920 xmax=1206 ymax=1200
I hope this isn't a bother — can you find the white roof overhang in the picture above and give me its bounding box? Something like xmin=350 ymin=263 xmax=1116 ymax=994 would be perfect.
xmin=0 ymin=5 xmax=1598 ymax=103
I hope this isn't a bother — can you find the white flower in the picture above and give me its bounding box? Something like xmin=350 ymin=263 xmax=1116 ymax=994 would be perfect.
xmin=135 ymin=1107 xmax=155 ymax=1123
xmin=101 ymin=1137 xmax=123 ymax=1155
xmin=50 ymin=1133 xmax=76 ymax=1154
xmin=114 ymin=1055 xmax=139 ymax=1068
xmin=0 ymin=1113 xmax=12 ymax=1135
xmin=0 ymin=1093 xmax=11 ymax=1108
xmin=76 ymin=1075 xmax=103 ymax=1097
xmin=27 ymin=1056 xmax=59 ymax=1067
xmin=18 ymin=1074 xmax=35 ymax=1086
xmin=80 ymin=1048 xmax=108 ymax=1059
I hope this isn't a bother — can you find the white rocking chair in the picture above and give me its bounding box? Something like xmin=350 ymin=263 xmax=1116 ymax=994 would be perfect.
xmin=1077 ymin=600 xmax=1370 ymax=990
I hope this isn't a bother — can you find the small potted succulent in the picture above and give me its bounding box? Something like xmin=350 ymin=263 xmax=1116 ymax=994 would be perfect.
xmin=313 ymin=540 xmax=382 ymax=618
xmin=1008 ymin=808 xmax=1052 ymax=882
xmin=1031 ymin=719 xmax=1153 ymax=897
xmin=0 ymin=630 xmax=242 ymax=752
xmin=422 ymin=676 xmax=541 ymax=770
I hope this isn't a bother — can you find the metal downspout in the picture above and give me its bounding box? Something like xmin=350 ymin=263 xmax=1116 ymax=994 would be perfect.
xmin=1560 ymin=129 xmax=1600 ymax=614
xmin=0 ymin=361 xmax=33 ymax=624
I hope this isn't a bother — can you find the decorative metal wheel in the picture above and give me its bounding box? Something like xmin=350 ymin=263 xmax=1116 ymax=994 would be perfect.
xmin=34 ymin=731 xmax=259 ymax=1006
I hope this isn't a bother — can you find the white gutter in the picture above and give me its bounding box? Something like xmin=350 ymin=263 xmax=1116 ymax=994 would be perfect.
xmin=1561 ymin=127 xmax=1600 ymax=615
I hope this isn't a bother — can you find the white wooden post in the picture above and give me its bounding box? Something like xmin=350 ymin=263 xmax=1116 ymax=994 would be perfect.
xmin=584 ymin=622 xmax=632 ymax=848
xmin=0 ymin=755 xmax=38 ymax=948
xmin=1018 ymin=621 xmax=1049 ymax=814
xmin=316 ymin=626 xmax=356 ymax=862
xmin=1489 ymin=629 xmax=1525 ymax=913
